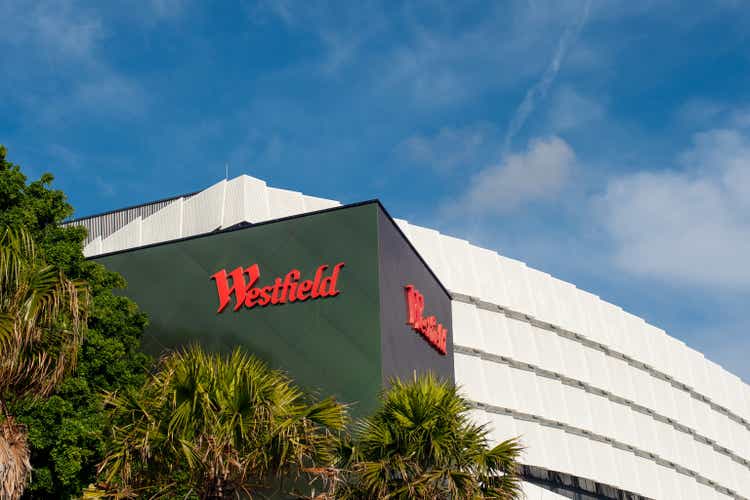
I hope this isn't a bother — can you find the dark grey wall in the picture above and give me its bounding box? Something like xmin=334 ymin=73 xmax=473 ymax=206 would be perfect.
xmin=377 ymin=208 xmax=454 ymax=385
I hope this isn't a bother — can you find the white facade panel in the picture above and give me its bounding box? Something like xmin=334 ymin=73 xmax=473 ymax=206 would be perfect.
xmin=301 ymin=194 xmax=339 ymax=212
xmin=141 ymin=197 xmax=182 ymax=245
xmin=221 ymin=175 xmax=248 ymax=228
xmin=727 ymin=373 xmax=747 ymax=421
xmin=612 ymin=448 xmax=643 ymax=496
xmin=582 ymin=347 xmax=614 ymax=397
xmin=451 ymin=301 xmax=485 ymax=351
xmin=650 ymin=377 xmax=676 ymax=424
xmin=535 ymin=375 xmax=569 ymax=425
xmin=531 ymin=326 xmax=565 ymax=376
xmin=526 ymin=269 xmax=560 ymax=327
xmin=182 ymin=179 xmax=225 ymax=236
xmin=587 ymin=391 xmax=616 ymax=442
xmin=530 ymin=425 xmax=568 ymax=474
xmin=550 ymin=277 xmax=580 ymax=334
xmin=485 ymin=411 xmax=519 ymax=444
xmin=438 ymin=235 xmax=477 ymax=296
xmin=83 ymin=235 xmax=102 ymax=257
xmin=497 ymin=256 xmax=537 ymax=318
xmin=620 ymin=311 xmax=649 ymax=367
xmin=629 ymin=365 xmax=657 ymax=414
xmin=634 ymin=455 xmax=661 ymax=500
xmin=479 ymin=309 xmax=515 ymax=359
xmin=515 ymin=420 xmax=549 ymax=467
xmin=511 ymin=369 xmax=545 ymax=418
xmin=589 ymin=438 xmax=620 ymax=490
xmin=454 ymin=352 xmax=488 ymax=403
xmin=505 ymin=319 xmax=540 ymax=367
xmin=673 ymin=386 xmax=698 ymax=432
xmin=560 ymin=383 xmax=594 ymax=432
xmin=731 ymin=419 xmax=750 ymax=466
xmin=607 ymin=355 xmax=637 ymax=404
xmin=733 ymin=458 xmax=749 ymax=498
xmin=403 ymin=224 xmax=450 ymax=282
xmin=656 ymin=465 xmax=681 ymax=500
xmin=483 ymin=361 xmax=520 ymax=411
xmin=472 ymin=246 xmax=510 ymax=307
xmin=705 ymin=361 xmax=730 ymax=412
xmin=555 ymin=334 xmax=591 ymax=385
xmin=598 ymin=300 xmax=630 ymax=360
xmin=581 ymin=290 xmax=614 ymax=348
xmin=101 ymin=216 xmax=141 ymax=254
xmin=266 ymin=187 xmax=305 ymax=218
xmin=241 ymin=175 xmax=272 ymax=222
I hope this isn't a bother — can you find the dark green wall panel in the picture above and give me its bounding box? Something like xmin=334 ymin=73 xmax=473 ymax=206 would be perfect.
xmin=97 ymin=204 xmax=383 ymax=416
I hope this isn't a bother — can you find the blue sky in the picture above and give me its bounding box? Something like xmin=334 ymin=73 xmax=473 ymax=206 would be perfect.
xmin=1 ymin=0 xmax=749 ymax=380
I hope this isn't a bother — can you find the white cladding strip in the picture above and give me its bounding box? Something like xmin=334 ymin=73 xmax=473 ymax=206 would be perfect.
xmin=522 ymin=481 xmax=576 ymax=499
xmin=451 ymin=297 xmax=750 ymax=473
xmin=453 ymin=344 xmax=750 ymax=480
xmin=84 ymin=175 xmax=340 ymax=257
xmin=462 ymin=376 xmax=747 ymax=498
xmin=470 ymin=407 xmax=735 ymax=500
xmin=484 ymin=403 xmax=747 ymax=500
xmin=397 ymin=218 xmax=750 ymax=424
xmin=457 ymin=350 xmax=749 ymax=497
xmin=448 ymin=291 xmax=750 ymax=441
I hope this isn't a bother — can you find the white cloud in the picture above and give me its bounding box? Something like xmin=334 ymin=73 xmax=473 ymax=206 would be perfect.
xmin=0 ymin=1 xmax=149 ymax=123
xmin=599 ymin=128 xmax=750 ymax=289
xmin=503 ymin=0 xmax=592 ymax=151
xmin=445 ymin=135 xmax=575 ymax=215
xmin=547 ymin=87 xmax=604 ymax=132
xmin=397 ymin=123 xmax=498 ymax=173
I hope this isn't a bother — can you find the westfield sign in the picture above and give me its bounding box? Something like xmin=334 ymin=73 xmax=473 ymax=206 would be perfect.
xmin=211 ymin=262 xmax=345 ymax=313
xmin=405 ymin=284 xmax=448 ymax=355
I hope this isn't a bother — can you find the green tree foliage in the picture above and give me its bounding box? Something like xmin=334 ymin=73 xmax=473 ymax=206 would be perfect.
xmin=99 ymin=346 xmax=348 ymax=499
xmin=0 ymin=227 xmax=89 ymax=499
xmin=0 ymin=146 xmax=151 ymax=498
xmin=339 ymin=374 xmax=524 ymax=499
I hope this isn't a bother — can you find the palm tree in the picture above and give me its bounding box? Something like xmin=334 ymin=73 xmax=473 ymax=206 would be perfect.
xmin=98 ymin=345 xmax=348 ymax=499
xmin=339 ymin=373 xmax=523 ymax=499
xmin=0 ymin=227 xmax=89 ymax=499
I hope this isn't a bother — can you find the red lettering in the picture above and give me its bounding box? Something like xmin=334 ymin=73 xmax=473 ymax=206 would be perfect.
xmin=244 ymin=287 xmax=261 ymax=308
xmin=404 ymin=284 xmax=448 ymax=355
xmin=212 ymin=262 xmax=344 ymax=313
xmin=271 ymin=277 xmax=283 ymax=304
xmin=258 ymin=286 xmax=273 ymax=306
xmin=320 ymin=262 xmax=345 ymax=297
xmin=211 ymin=264 xmax=260 ymax=313
xmin=297 ymin=279 xmax=314 ymax=301
xmin=311 ymin=265 xmax=327 ymax=299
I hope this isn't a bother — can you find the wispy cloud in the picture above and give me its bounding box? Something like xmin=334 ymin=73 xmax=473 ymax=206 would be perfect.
xmin=443 ymin=135 xmax=575 ymax=216
xmin=597 ymin=127 xmax=750 ymax=290
xmin=503 ymin=0 xmax=592 ymax=152
xmin=255 ymin=0 xmax=385 ymax=74
xmin=547 ymin=86 xmax=604 ymax=132
xmin=396 ymin=123 xmax=500 ymax=173
xmin=0 ymin=1 xmax=148 ymax=123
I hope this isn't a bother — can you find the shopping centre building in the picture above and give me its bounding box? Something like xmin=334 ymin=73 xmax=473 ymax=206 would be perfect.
xmin=67 ymin=174 xmax=750 ymax=499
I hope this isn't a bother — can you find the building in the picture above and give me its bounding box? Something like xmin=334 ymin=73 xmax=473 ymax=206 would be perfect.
xmin=67 ymin=174 xmax=750 ymax=499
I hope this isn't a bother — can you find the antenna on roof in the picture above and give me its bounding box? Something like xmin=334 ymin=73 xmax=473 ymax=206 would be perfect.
xmin=225 ymin=163 xmax=229 ymax=180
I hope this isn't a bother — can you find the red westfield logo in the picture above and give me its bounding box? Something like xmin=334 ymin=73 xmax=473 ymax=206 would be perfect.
xmin=405 ymin=285 xmax=448 ymax=355
xmin=211 ymin=262 xmax=345 ymax=313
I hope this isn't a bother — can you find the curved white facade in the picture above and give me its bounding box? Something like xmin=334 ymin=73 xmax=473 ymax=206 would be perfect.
xmin=68 ymin=175 xmax=750 ymax=499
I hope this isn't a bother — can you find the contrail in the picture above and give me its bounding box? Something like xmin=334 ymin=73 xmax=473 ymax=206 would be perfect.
xmin=503 ymin=0 xmax=592 ymax=153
